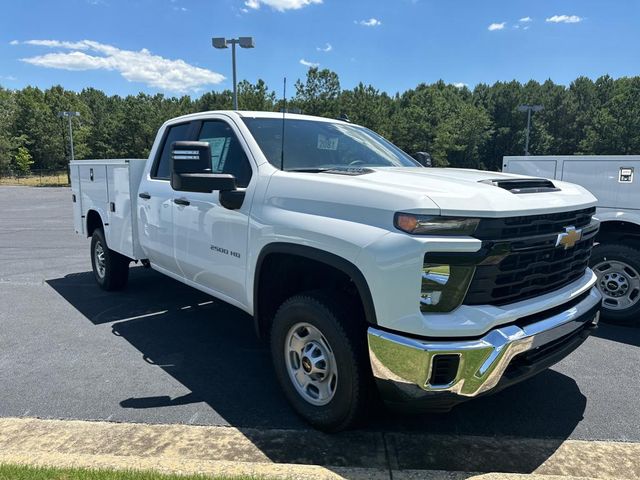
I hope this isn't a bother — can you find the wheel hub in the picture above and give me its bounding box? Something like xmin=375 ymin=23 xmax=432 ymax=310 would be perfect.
xmin=301 ymin=356 xmax=313 ymax=373
xmin=593 ymin=259 xmax=640 ymax=311
xmin=285 ymin=323 xmax=338 ymax=406
xmin=602 ymin=273 xmax=628 ymax=296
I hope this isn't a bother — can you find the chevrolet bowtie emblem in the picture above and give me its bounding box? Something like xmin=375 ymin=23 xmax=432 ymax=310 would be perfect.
xmin=556 ymin=226 xmax=582 ymax=249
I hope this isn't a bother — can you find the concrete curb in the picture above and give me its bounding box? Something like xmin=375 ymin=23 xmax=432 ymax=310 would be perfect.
xmin=0 ymin=417 xmax=637 ymax=479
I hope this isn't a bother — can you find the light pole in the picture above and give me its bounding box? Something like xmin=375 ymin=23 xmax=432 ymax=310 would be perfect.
xmin=517 ymin=105 xmax=543 ymax=156
xmin=58 ymin=111 xmax=80 ymax=161
xmin=212 ymin=36 xmax=255 ymax=110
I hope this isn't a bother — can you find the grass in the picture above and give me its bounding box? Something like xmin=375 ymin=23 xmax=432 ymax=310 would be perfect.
xmin=0 ymin=464 xmax=257 ymax=480
xmin=0 ymin=173 xmax=69 ymax=187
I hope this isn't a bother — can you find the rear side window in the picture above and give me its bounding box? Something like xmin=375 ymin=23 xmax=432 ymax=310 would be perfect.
xmin=198 ymin=120 xmax=253 ymax=188
xmin=153 ymin=122 xmax=192 ymax=179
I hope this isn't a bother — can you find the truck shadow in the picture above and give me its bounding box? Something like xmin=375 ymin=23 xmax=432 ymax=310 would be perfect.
xmin=47 ymin=267 xmax=589 ymax=475
xmin=592 ymin=321 xmax=640 ymax=347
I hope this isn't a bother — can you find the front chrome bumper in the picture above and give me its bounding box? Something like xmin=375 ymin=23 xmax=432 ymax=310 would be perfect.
xmin=368 ymin=286 xmax=601 ymax=410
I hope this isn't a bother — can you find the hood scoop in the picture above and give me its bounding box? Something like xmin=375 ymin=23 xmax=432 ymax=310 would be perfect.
xmin=479 ymin=178 xmax=560 ymax=194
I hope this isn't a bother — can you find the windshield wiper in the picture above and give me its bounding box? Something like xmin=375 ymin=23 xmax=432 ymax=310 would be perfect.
xmin=284 ymin=166 xmax=375 ymax=176
xmin=284 ymin=168 xmax=333 ymax=173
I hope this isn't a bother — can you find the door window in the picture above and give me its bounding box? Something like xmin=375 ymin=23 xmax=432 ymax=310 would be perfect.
xmin=198 ymin=121 xmax=253 ymax=188
xmin=152 ymin=122 xmax=192 ymax=179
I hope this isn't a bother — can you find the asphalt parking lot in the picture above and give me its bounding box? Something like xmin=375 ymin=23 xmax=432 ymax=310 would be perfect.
xmin=1 ymin=186 xmax=639 ymax=473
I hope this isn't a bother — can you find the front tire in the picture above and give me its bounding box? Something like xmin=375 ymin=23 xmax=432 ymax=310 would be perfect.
xmin=270 ymin=291 xmax=371 ymax=432
xmin=90 ymin=228 xmax=130 ymax=291
xmin=591 ymin=242 xmax=640 ymax=326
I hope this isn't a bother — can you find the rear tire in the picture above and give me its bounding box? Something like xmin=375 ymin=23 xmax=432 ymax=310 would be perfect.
xmin=90 ymin=228 xmax=130 ymax=291
xmin=270 ymin=290 xmax=371 ymax=432
xmin=590 ymin=242 xmax=640 ymax=326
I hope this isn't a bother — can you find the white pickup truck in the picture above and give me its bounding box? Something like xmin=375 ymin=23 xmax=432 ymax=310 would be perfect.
xmin=71 ymin=111 xmax=601 ymax=431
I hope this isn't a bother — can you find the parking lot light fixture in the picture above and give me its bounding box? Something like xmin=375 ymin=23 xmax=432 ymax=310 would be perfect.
xmin=57 ymin=111 xmax=80 ymax=161
xmin=212 ymin=36 xmax=255 ymax=110
xmin=517 ymin=104 xmax=544 ymax=156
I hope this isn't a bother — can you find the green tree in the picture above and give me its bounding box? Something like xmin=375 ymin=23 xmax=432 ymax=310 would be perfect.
xmin=294 ymin=67 xmax=341 ymax=117
xmin=0 ymin=87 xmax=22 ymax=173
xmin=2 ymin=73 xmax=640 ymax=173
xmin=13 ymin=146 xmax=33 ymax=174
xmin=238 ymin=79 xmax=276 ymax=111
xmin=339 ymin=83 xmax=394 ymax=137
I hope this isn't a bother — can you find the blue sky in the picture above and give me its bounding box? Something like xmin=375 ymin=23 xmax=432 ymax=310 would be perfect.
xmin=1 ymin=0 xmax=638 ymax=97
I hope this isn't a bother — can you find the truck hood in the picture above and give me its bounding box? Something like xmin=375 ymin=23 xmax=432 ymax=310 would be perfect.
xmin=346 ymin=167 xmax=596 ymax=217
xmin=267 ymin=166 xmax=597 ymax=220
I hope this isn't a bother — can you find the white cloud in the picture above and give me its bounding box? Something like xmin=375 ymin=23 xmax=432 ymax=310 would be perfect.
xmin=0 ymin=75 xmax=17 ymax=81
xmin=488 ymin=22 xmax=506 ymax=31
xmin=173 ymin=6 xmax=188 ymax=11
xmin=316 ymin=42 xmax=332 ymax=52
xmin=546 ymin=15 xmax=583 ymax=24
xmin=453 ymin=82 xmax=467 ymax=89
xmin=244 ymin=0 xmax=321 ymax=12
xmin=17 ymin=39 xmax=225 ymax=93
xmin=299 ymin=58 xmax=319 ymax=68
xmin=240 ymin=7 xmax=249 ymax=13
xmin=356 ymin=18 xmax=382 ymax=27
xmin=22 ymin=40 xmax=91 ymax=50
xmin=519 ymin=17 xmax=532 ymax=23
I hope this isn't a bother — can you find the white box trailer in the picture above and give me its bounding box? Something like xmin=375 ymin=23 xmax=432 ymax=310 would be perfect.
xmin=503 ymin=155 xmax=640 ymax=324
xmin=70 ymin=159 xmax=147 ymax=260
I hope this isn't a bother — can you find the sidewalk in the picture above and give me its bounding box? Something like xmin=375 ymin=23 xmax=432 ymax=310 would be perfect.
xmin=0 ymin=417 xmax=637 ymax=479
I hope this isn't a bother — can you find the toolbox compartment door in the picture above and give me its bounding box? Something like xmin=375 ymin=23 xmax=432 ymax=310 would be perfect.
xmin=561 ymin=159 xmax=640 ymax=210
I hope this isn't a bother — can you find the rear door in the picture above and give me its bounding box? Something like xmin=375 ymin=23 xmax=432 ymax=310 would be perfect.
xmin=70 ymin=164 xmax=83 ymax=235
xmin=137 ymin=121 xmax=195 ymax=274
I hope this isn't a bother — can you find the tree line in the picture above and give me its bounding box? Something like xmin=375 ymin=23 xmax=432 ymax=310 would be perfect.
xmin=1 ymin=68 xmax=638 ymax=175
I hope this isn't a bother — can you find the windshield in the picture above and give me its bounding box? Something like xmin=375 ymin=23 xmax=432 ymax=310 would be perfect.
xmin=241 ymin=117 xmax=420 ymax=171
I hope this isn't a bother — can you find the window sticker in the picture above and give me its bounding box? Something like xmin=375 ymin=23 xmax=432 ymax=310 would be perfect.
xmin=317 ymin=134 xmax=339 ymax=151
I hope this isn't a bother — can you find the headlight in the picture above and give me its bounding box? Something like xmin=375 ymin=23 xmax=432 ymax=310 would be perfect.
xmin=421 ymin=263 xmax=475 ymax=313
xmin=395 ymin=213 xmax=479 ymax=236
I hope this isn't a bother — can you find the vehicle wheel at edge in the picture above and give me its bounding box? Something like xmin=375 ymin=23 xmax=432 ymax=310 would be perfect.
xmin=90 ymin=228 xmax=130 ymax=291
xmin=270 ymin=290 xmax=372 ymax=432
xmin=590 ymin=242 xmax=640 ymax=326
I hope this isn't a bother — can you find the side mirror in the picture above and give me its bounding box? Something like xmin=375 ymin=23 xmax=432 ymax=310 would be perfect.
xmin=412 ymin=152 xmax=432 ymax=167
xmin=170 ymin=141 xmax=237 ymax=193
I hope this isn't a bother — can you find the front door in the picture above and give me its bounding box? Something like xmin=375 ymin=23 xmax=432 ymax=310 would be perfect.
xmin=173 ymin=118 xmax=255 ymax=305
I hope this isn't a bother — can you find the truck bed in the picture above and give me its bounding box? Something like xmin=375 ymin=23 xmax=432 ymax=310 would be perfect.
xmin=70 ymin=159 xmax=147 ymax=260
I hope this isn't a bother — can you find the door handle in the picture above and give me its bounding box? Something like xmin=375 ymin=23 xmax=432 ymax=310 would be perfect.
xmin=138 ymin=192 xmax=151 ymax=200
xmin=174 ymin=198 xmax=190 ymax=206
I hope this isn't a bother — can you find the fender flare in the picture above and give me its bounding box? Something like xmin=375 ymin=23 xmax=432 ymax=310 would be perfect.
xmin=253 ymin=243 xmax=378 ymax=336
xmin=596 ymin=210 xmax=640 ymax=227
xmin=85 ymin=209 xmax=107 ymax=237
